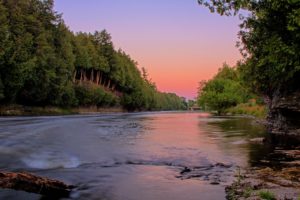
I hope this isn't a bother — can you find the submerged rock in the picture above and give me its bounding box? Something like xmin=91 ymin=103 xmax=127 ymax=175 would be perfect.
xmin=0 ymin=171 xmax=73 ymax=197
xmin=180 ymin=167 xmax=191 ymax=174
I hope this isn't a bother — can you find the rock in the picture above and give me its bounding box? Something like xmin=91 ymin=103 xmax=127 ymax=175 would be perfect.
xmin=215 ymin=162 xmax=232 ymax=168
xmin=267 ymin=88 xmax=300 ymax=146
xmin=227 ymin=160 xmax=300 ymax=198
xmin=249 ymin=137 xmax=265 ymax=143
xmin=0 ymin=171 xmax=73 ymax=197
xmin=180 ymin=167 xmax=191 ymax=174
xmin=274 ymin=149 xmax=300 ymax=159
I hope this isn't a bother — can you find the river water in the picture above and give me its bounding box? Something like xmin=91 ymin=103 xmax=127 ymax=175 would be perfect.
xmin=0 ymin=112 xmax=269 ymax=200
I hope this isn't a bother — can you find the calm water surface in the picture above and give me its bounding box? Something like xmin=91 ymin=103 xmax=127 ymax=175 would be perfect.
xmin=0 ymin=112 xmax=269 ymax=200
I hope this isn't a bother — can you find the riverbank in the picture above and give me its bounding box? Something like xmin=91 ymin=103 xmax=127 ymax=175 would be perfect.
xmin=0 ymin=105 xmax=125 ymax=116
xmin=226 ymin=149 xmax=300 ymax=200
xmin=226 ymin=102 xmax=267 ymax=119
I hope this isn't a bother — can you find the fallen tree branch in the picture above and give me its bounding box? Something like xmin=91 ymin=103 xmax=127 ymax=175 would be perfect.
xmin=0 ymin=171 xmax=73 ymax=197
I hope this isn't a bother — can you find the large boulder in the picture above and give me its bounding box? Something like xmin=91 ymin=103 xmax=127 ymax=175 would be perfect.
xmin=268 ymin=88 xmax=300 ymax=146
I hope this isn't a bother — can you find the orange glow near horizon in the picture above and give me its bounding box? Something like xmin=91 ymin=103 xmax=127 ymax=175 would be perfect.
xmin=55 ymin=0 xmax=242 ymax=99
xmin=112 ymin=33 xmax=242 ymax=99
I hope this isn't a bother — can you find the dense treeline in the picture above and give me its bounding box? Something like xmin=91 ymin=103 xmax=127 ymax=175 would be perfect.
xmin=0 ymin=0 xmax=186 ymax=111
xmin=197 ymin=0 xmax=300 ymax=116
xmin=197 ymin=63 xmax=264 ymax=114
xmin=197 ymin=64 xmax=246 ymax=113
xmin=197 ymin=63 xmax=266 ymax=116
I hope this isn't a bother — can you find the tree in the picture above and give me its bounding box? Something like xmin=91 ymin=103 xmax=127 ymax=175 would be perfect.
xmin=215 ymin=63 xmax=238 ymax=80
xmin=197 ymin=65 xmax=249 ymax=114
xmin=1 ymin=0 xmax=36 ymax=102
xmin=198 ymin=0 xmax=300 ymax=98
xmin=0 ymin=0 xmax=187 ymax=111
xmin=198 ymin=0 xmax=300 ymax=141
xmin=0 ymin=0 xmax=9 ymax=101
xmin=198 ymin=78 xmax=244 ymax=114
xmin=93 ymin=30 xmax=115 ymax=72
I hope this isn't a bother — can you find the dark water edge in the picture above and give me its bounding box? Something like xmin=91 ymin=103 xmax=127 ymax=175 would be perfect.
xmin=0 ymin=112 xmax=297 ymax=199
xmin=0 ymin=104 xmax=125 ymax=116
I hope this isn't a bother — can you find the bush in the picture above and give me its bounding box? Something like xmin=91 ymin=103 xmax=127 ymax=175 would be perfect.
xmin=59 ymin=84 xmax=78 ymax=107
xmin=226 ymin=100 xmax=267 ymax=118
xmin=74 ymin=83 xmax=119 ymax=107
xmin=258 ymin=190 xmax=276 ymax=200
xmin=198 ymin=78 xmax=246 ymax=114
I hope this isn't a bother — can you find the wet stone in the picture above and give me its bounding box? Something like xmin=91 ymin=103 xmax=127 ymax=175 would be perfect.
xmin=180 ymin=167 xmax=191 ymax=174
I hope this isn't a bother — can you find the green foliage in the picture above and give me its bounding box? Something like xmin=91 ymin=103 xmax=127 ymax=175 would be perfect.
xmin=74 ymin=84 xmax=109 ymax=107
xmin=258 ymin=190 xmax=276 ymax=200
xmin=241 ymin=1 xmax=300 ymax=96
xmin=197 ymin=64 xmax=250 ymax=114
xmin=198 ymin=78 xmax=244 ymax=113
xmin=0 ymin=77 xmax=4 ymax=101
xmin=226 ymin=100 xmax=267 ymax=118
xmin=0 ymin=0 xmax=9 ymax=65
xmin=198 ymin=0 xmax=250 ymax=16
xmin=59 ymin=83 xmax=78 ymax=107
xmin=74 ymin=83 xmax=118 ymax=107
xmin=188 ymin=100 xmax=196 ymax=108
xmin=0 ymin=0 xmax=186 ymax=111
xmin=199 ymin=0 xmax=300 ymax=97
xmin=215 ymin=63 xmax=238 ymax=80
xmin=242 ymin=187 xmax=253 ymax=198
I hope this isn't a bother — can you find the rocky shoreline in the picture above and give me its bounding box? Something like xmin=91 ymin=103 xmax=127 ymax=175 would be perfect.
xmin=226 ymin=149 xmax=300 ymax=200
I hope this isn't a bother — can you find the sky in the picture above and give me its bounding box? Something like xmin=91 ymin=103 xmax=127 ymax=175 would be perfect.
xmin=54 ymin=0 xmax=242 ymax=99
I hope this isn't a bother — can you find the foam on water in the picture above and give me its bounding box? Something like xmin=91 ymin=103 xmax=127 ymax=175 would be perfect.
xmin=22 ymin=151 xmax=80 ymax=169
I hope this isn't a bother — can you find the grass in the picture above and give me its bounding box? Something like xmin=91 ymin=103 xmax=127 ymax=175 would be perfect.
xmin=243 ymin=187 xmax=253 ymax=198
xmin=258 ymin=190 xmax=276 ymax=200
xmin=226 ymin=101 xmax=267 ymax=118
xmin=0 ymin=104 xmax=124 ymax=116
xmin=236 ymin=167 xmax=243 ymax=185
xmin=226 ymin=168 xmax=253 ymax=200
xmin=0 ymin=104 xmax=78 ymax=116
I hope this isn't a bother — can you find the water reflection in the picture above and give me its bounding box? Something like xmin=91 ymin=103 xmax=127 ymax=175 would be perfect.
xmin=0 ymin=112 xmax=275 ymax=200
xmin=202 ymin=116 xmax=284 ymax=168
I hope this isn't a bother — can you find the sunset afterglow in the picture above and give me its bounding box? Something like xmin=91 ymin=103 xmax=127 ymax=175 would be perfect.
xmin=55 ymin=0 xmax=242 ymax=99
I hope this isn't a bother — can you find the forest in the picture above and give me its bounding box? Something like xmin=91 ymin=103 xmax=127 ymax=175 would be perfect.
xmin=197 ymin=0 xmax=300 ymax=142
xmin=0 ymin=0 xmax=187 ymax=112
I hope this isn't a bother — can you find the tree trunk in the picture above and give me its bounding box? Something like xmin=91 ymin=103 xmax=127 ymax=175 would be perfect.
xmin=96 ymin=71 xmax=99 ymax=85
xmin=102 ymin=76 xmax=106 ymax=87
xmin=80 ymin=69 xmax=83 ymax=81
xmin=111 ymin=84 xmax=116 ymax=91
xmin=0 ymin=171 xmax=73 ymax=198
xmin=99 ymin=72 xmax=102 ymax=85
xmin=83 ymin=70 xmax=87 ymax=81
xmin=90 ymin=69 xmax=94 ymax=83
xmin=107 ymin=79 xmax=111 ymax=89
xmin=73 ymin=70 xmax=77 ymax=82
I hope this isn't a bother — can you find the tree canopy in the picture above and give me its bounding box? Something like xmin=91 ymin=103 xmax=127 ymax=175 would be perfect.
xmin=0 ymin=0 xmax=187 ymax=111
xmin=197 ymin=64 xmax=250 ymax=113
xmin=199 ymin=0 xmax=300 ymax=98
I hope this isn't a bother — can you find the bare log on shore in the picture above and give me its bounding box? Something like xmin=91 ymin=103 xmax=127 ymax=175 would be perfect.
xmin=0 ymin=171 xmax=73 ymax=197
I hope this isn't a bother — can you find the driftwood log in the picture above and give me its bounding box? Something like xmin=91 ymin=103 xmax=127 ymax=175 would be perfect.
xmin=0 ymin=172 xmax=73 ymax=197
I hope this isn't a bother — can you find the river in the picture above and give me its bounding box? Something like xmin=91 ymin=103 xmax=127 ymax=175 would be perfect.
xmin=0 ymin=112 xmax=269 ymax=200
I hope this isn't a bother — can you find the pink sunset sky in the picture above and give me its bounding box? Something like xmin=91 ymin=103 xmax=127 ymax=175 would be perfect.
xmin=54 ymin=0 xmax=242 ymax=99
